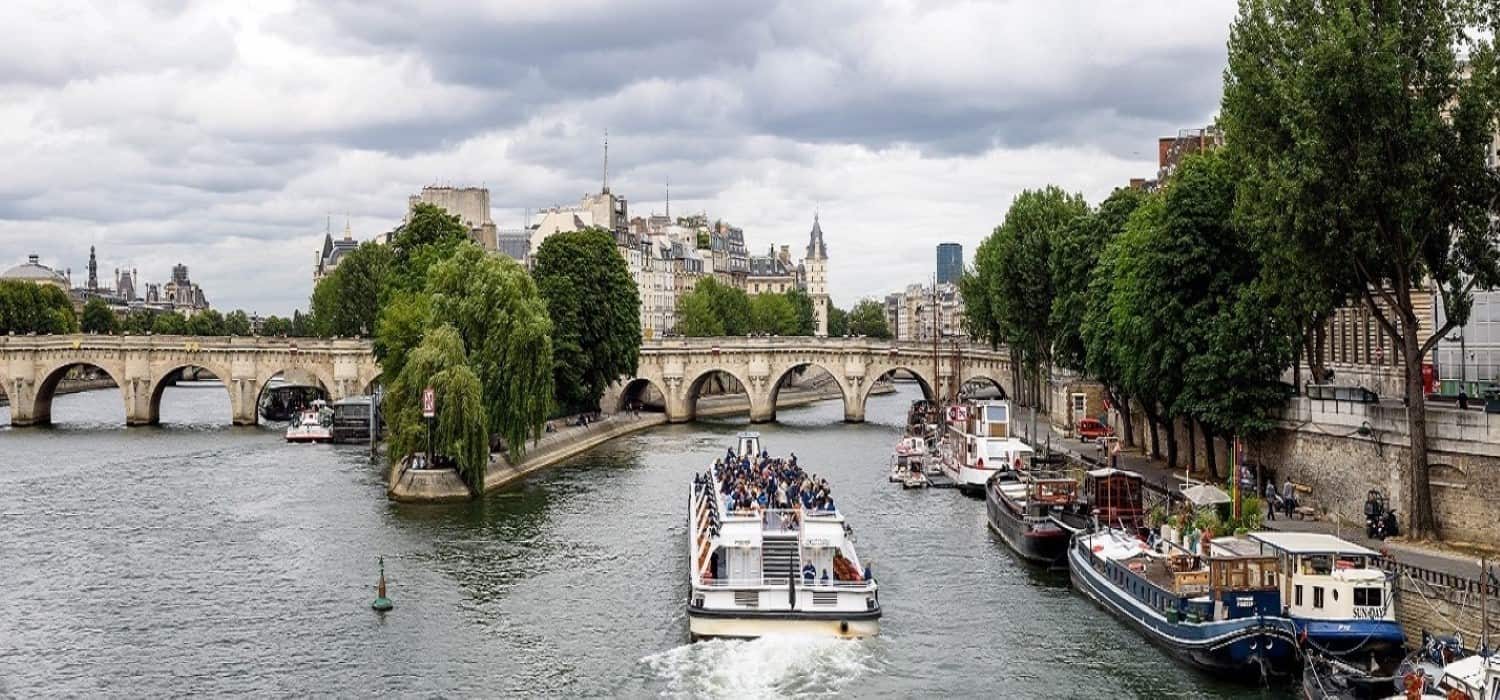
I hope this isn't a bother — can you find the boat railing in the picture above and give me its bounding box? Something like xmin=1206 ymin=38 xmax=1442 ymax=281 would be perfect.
xmin=695 ymin=576 xmax=876 ymax=591
xmin=761 ymin=509 xmax=801 ymax=533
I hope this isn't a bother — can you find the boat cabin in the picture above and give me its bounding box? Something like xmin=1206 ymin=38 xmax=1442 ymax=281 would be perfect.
xmin=1089 ymin=532 xmax=1282 ymax=624
xmin=1083 ymin=468 xmax=1146 ymax=530
xmin=1436 ymin=654 xmax=1500 ymax=700
xmin=735 ymin=431 xmax=762 ymax=459
xmin=947 ymin=400 xmax=1033 ymax=470
xmin=1246 ymin=532 xmax=1395 ymax=626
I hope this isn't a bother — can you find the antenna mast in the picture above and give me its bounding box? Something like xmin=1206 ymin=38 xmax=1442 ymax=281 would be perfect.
xmin=602 ymin=129 xmax=610 ymax=194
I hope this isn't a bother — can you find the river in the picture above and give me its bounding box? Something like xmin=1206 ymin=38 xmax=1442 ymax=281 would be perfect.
xmin=0 ymin=383 xmax=1287 ymax=698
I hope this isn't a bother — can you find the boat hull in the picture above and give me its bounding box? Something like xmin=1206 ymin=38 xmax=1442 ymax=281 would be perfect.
xmin=1068 ymin=543 xmax=1298 ymax=681
xmin=986 ymin=487 xmax=1070 ymax=564
xmin=285 ymin=433 xmax=332 ymax=443
xmin=687 ymin=606 xmax=881 ymax=640
xmin=1295 ymin=618 xmax=1406 ymax=663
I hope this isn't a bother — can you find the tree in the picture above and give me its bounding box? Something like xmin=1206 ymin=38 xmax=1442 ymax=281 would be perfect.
xmin=532 ymin=228 xmax=642 ymax=413
xmin=260 ymin=315 xmax=292 ymax=336
xmin=784 ymin=289 xmax=817 ymax=335
xmin=1223 ymin=0 xmax=1500 ymax=538
xmin=847 ymin=299 xmax=891 ymax=338
xmin=290 ymin=309 xmax=312 ymax=337
xmin=749 ymin=293 xmax=800 ymax=335
xmin=152 ymin=312 xmax=188 ymax=335
xmin=311 ymin=241 xmax=392 ymax=337
xmin=0 ymin=281 xmax=78 ymax=334
xmin=424 ymin=244 xmax=554 ymax=456
xmin=81 ymin=298 xmax=118 ymax=334
xmin=121 ymin=309 xmax=155 ymax=334
xmin=1069 ymin=188 xmax=1147 ymax=447
xmin=827 ymin=305 xmax=849 ymax=336
xmin=386 ymin=203 xmax=473 ymax=296
xmin=386 ymin=325 xmax=490 ymax=494
xmin=970 ymin=186 xmax=1089 ymax=408
xmin=224 ymin=310 xmax=252 ymax=336
xmin=676 ymin=277 xmax=751 ymax=336
xmin=188 ymin=309 xmax=226 ymax=336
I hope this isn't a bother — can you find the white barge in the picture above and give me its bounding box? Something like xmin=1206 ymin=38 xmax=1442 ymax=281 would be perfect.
xmin=687 ymin=432 xmax=881 ymax=639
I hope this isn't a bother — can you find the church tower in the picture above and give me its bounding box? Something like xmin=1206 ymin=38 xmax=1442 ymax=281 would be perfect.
xmin=86 ymin=245 xmax=98 ymax=291
xmin=804 ymin=214 xmax=830 ymax=336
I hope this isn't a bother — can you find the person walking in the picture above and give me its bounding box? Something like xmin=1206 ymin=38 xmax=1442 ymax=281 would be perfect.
xmin=1281 ymin=477 xmax=1298 ymax=518
xmin=1263 ymin=480 xmax=1279 ymax=521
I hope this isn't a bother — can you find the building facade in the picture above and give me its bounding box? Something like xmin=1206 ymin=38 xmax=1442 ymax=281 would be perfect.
xmin=408 ymin=186 xmax=498 ymax=252
xmin=313 ymin=219 xmax=359 ymax=285
xmin=804 ymin=215 xmax=830 ymax=336
xmin=936 ymin=242 xmax=963 ymax=285
xmin=886 ymin=281 xmax=965 ymax=341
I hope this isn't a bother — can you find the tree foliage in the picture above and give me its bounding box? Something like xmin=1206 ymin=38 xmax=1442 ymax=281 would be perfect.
xmin=676 ymin=277 xmax=752 ymax=336
xmin=847 ymin=299 xmax=891 ymax=338
xmin=152 ymin=312 xmax=188 ymax=335
xmin=224 ymin=310 xmax=252 ymax=336
xmin=81 ymin=298 xmax=118 ymax=334
xmin=784 ymin=289 xmax=817 ymax=335
xmin=0 ymin=281 xmax=77 ymax=334
xmin=259 ymin=315 xmax=292 ymax=336
xmin=1222 ymin=0 xmax=1500 ymax=537
xmin=749 ymin=292 xmax=801 ymax=335
xmin=386 ymin=203 xmax=473 ymax=296
xmin=1052 ymin=187 xmax=1145 ymax=371
xmin=386 ymin=325 xmax=490 ymax=493
xmin=532 ymin=228 xmax=642 ymax=413
xmin=187 ymin=309 xmax=226 ymax=336
xmin=827 ymin=305 xmax=849 ymax=336
xmin=311 ymin=241 xmax=392 ymax=337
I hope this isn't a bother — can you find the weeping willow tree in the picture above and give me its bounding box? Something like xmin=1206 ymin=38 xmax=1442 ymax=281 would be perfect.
xmin=387 ymin=325 xmax=489 ymax=493
xmin=425 ymin=244 xmax=555 ymax=457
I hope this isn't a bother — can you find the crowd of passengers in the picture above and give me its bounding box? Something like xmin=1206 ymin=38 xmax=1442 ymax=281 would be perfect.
xmin=710 ymin=449 xmax=837 ymax=514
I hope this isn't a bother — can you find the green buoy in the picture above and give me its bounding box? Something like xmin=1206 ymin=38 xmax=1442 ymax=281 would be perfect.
xmin=371 ymin=556 xmax=394 ymax=611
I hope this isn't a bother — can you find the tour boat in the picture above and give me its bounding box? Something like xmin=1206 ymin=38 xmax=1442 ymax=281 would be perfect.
xmin=985 ymin=469 xmax=1077 ymax=564
xmin=939 ymin=399 xmax=1033 ymax=495
xmin=1068 ymin=528 xmax=1299 ymax=680
xmin=1246 ymin=532 xmax=1405 ymax=666
xmin=285 ymin=400 xmax=333 ymax=443
xmin=686 ymin=432 xmax=881 ymax=640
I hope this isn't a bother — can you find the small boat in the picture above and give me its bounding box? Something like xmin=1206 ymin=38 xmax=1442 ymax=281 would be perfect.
xmin=1055 ymin=467 xmax=1149 ymax=535
xmin=889 ymin=436 xmax=930 ymax=484
xmin=285 ymin=400 xmax=333 ymax=443
xmin=1247 ymin=532 xmax=1405 ymax=667
xmin=686 ymin=432 xmax=881 ymax=640
xmin=985 ymin=469 xmax=1077 ymax=564
xmin=1301 ymin=651 xmax=1427 ymax=700
xmin=330 ymin=395 xmax=377 ymax=444
xmin=1390 ymin=633 xmax=1500 ymax=700
xmin=1068 ymin=528 xmax=1298 ymax=681
xmin=939 ymin=399 xmax=1032 ymax=496
xmin=901 ymin=470 xmax=929 ymax=489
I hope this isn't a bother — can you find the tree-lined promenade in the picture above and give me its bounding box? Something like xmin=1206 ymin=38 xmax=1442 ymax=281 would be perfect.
xmin=964 ymin=0 xmax=1500 ymax=540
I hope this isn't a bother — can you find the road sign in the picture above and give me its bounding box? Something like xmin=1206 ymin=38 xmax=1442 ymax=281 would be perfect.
xmin=421 ymin=387 xmax=435 ymax=418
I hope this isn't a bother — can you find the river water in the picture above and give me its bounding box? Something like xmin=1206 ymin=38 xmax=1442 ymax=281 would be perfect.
xmin=0 ymin=383 xmax=1287 ymax=698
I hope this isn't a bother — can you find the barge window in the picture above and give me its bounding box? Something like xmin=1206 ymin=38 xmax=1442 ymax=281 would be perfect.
xmin=1294 ymin=585 xmax=1303 ymax=606
xmin=1312 ymin=586 xmax=1324 ymax=609
xmin=1353 ymin=587 xmax=1382 ymax=607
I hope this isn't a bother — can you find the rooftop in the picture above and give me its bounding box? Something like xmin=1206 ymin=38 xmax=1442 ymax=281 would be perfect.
xmin=1247 ymin=531 xmax=1380 ymax=557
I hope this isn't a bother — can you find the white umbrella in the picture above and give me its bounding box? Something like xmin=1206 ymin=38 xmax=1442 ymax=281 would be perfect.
xmin=1181 ymin=482 xmax=1232 ymax=507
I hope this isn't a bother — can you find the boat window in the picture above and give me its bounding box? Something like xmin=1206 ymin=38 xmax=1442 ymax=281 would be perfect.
xmin=1303 ymin=554 xmax=1333 ymax=575
xmin=1312 ymin=586 xmax=1325 ymax=609
xmin=1353 ymin=587 xmax=1382 ymax=607
xmin=1294 ymin=585 xmax=1303 ymax=606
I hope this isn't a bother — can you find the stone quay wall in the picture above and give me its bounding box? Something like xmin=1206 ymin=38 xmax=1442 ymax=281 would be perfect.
xmin=1384 ymin=560 xmax=1500 ymax=646
xmin=1255 ymin=397 xmax=1500 ymax=549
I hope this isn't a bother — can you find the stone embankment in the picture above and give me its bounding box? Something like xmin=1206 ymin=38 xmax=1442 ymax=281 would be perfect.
xmin=387 ymin=379 xmax=873 ymax=502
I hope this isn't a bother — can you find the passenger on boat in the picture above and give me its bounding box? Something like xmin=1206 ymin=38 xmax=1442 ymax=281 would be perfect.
xmin=802 ymin=563 xmax=817 ymax=582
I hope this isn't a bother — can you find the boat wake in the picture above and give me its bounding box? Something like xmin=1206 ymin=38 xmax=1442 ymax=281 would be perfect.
xmin=641 ymin=635 xmax=877 ymax=698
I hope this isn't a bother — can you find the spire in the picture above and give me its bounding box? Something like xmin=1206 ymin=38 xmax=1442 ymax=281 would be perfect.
xmin=602 ymin=128 xmax=610 ymax=194
xmin=805 ymin=212 xmax=828 ymax=260
xmin=665 ymin=177 xmax=670 ymax=220
xmin=87 ymin=245 xmax=98 ymax=291
xmin=344 ymin=212 xmax=352 ymax=240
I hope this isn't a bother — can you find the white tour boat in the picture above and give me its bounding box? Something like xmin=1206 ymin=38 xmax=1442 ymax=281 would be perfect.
xmin=285 ymin=400 xmax=333 ymax=443
xmin=687 ymin=432 xmax=881 ymax=639
xmin=939 ymin=399 xmax=1033 ymax=495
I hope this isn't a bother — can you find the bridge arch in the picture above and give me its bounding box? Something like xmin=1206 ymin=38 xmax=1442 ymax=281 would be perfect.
xmin=960 ymin=372 xmax=1009 ymax=400
xmin=681 ymin=366 xmax=766 ymax=423
xmin=145 ymin=360 xmax=236 ymax=426
xmin=28 ymin=358 xmax=128 ymax=426
xmin=855 ymin=364 xmax=937 ymax=424
xmin=765 ymin=361 xmax=854 ymax=423
xmin=616 ymin=376 xmax=667 ymax=414
xmin=253 ymin=366 xmax=336 ymax=425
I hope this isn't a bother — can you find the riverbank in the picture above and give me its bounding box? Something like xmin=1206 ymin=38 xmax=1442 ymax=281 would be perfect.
xmin=387 ymin=380 xmax=878 ymax=502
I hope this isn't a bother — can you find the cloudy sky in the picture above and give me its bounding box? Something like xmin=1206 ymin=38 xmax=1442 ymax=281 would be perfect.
xmin=0 ymin=0 xmax=1236 ymax=314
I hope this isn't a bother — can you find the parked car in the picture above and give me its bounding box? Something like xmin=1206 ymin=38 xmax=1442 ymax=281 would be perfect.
xmin=1076 ymin=418 xmax=1115 ymax=440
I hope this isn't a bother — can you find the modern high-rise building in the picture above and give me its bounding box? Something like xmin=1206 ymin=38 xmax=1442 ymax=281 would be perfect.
xmin=936 ymin=243 xmax=963 ymax=285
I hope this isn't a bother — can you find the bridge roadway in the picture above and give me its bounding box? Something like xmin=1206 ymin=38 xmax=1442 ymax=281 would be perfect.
xmin=0 ymin=334 xmax=1011 ymax=427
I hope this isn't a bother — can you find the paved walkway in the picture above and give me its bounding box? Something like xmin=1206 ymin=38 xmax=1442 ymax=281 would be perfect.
xmin=1013 ymin=407 xmax=1493 ymax=581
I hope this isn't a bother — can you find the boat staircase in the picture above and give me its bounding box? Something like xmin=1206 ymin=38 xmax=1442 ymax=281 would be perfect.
xmin=762 ymin=535 xmax=800 ymax=583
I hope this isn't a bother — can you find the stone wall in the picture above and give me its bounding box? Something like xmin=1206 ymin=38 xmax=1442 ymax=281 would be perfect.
xmin=1254 ymin=398 xmax=1500 ymax=548
xmin=1386 ymin=561 xmax=1500 ymax=647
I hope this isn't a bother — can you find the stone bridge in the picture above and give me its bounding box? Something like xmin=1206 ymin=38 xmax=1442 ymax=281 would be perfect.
xmin=616 ymin=337 xmax=1012 ymax=423
xmin=0 ymin=334 xmax=380 ymax=426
